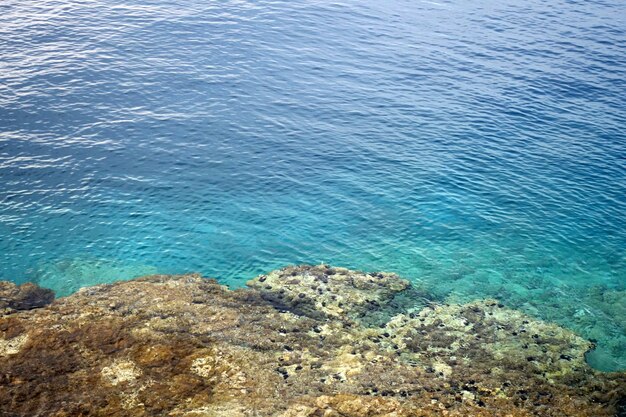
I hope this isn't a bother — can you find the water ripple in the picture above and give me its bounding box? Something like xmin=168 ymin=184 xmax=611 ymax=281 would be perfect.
xmin=1 ymin=0 xmax=625 ymax=370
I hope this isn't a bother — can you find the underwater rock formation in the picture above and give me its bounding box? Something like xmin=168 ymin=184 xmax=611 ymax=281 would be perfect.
xmin=0 ymin=265 xmax=623 ymax=416
xmin=0 ymin=281 xmax=55 ymax=313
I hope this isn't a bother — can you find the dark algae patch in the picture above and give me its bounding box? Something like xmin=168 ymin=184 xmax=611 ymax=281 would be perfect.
xmin=0 ymin=281 xmax=55 ymax=313
xmin=0 ymin=265 xmax=624 ymax=416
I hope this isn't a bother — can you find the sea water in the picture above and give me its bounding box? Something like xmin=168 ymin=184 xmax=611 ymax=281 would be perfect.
xmin=0 ymin=0 xmax=624 ymax=370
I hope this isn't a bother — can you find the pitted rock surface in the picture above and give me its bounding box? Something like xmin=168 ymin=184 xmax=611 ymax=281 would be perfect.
xmin=0 ymin=266 xmax=623 ymax=417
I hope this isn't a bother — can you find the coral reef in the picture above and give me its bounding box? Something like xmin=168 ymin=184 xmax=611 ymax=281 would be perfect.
xmin=0 ymin=265 xmax=623 ymax=416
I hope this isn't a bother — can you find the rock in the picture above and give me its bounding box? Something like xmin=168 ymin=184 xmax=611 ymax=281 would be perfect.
xmin=0 ymin=281 xmax=55 ymax=313
xmin=0 ymin=267 xmax=623 ymax=416
xmin=246 ymin=264 xmax=414 ymax=322
xmin=383 ymin=299 xmax=595 ymax=381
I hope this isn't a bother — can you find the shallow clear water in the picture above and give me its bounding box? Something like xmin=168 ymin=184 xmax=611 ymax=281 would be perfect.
xmin=1 ymin=0 xmax=625 ymax=370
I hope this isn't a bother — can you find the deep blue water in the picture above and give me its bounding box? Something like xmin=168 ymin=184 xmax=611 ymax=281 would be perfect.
xmin=1 ymin=0 xmax=625 ymax=370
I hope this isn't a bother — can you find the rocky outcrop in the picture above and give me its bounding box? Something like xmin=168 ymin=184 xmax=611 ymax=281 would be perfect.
xmin=0 ymin=265 xmax=623 ymax=416
xmin=246 ymin=265 xmax=431 ymax=325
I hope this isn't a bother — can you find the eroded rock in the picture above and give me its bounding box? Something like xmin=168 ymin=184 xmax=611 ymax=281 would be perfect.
xmin=246 ymin=264 xmax=421 ymax=323
xmin=0 ymin=266 xmax=623 ymax=417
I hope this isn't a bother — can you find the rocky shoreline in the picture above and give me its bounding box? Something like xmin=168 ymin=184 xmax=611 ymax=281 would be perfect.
xmin=0 ymin=265 xmax=624 ymax=416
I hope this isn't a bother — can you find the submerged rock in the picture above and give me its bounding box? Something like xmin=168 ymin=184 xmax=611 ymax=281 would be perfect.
xmin=0 ymin=281 xmax=55 ymax=313
xmin=0 ymin=266 xmax=623 ymax=416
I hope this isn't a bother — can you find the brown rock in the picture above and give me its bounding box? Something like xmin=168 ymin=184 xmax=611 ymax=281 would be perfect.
xmin=0 ymin=268 xmax=623 ymax=416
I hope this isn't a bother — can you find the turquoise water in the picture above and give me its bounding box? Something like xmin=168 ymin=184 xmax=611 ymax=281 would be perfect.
xmin=0 ymin=0 xmax=624 ymax=370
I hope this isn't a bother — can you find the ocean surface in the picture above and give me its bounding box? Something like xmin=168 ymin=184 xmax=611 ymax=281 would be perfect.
xmin=1 ymin=0 xmax=624 ymax=370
